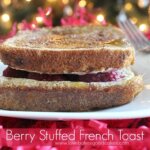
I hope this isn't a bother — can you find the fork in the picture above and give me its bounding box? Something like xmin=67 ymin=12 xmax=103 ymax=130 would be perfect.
xmin=117 ymin=10 xmax=150 ymax=52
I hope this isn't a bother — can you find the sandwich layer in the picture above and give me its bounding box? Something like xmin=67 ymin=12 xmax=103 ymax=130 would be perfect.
xmin=0 ymin=25 xmax=134 ymax=74
xmin=0 ymin=68 xmax=143 ymax=111
xmin=3 ymin=67 xmax=133 ymax=82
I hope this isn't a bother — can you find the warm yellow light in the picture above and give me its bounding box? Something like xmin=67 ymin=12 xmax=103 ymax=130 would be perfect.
xmin=124 ymin=2 xmax=133 ymax=11
xmin=62 ymin=0 xmax=69 ymax=4
xmin=1 ymin=13 xmax=10 ymax=22
xmin=26 ymin=0 xmax=31 ymax=2
xmin=131 ymin=17 xmax=138 ymax=24
xmin=138 ymin=0 xmax=149 ymax=8
xmin=47 ymin=0 xmax=56 ymax=2
xmin=139 ymin=24 xmax=148 ymax=32
xmin=64 ymin=6 xmax=73 ymax=16
xmin=2 ymin=0 xmax=11 ymax=6
xmin=96 ymin=14 xmax=104 ymax=22
xmin=36 ymin=16 xmax=43 ymax=24
xmin=46 ymin=9 xmax=52 ymax=16
xmin=31 ymin=23 xmax=36 ymax=29
xmin=79 ymin=0 xmax=87 ymax=7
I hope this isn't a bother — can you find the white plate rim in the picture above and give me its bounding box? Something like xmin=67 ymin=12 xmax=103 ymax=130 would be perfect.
xmin=0 ymin=107 xmax=150 ymax=120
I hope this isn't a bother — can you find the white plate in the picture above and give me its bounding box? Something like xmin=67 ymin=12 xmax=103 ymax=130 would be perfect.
xmin=0 ymin=51 xmax=150 ymax=120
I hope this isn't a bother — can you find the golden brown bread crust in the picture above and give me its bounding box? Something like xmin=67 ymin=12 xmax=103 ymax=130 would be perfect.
xmin=0 ymin=25 xmax=135 ymax=74
xmin=0 ymin=75 xmax=143 ymax=112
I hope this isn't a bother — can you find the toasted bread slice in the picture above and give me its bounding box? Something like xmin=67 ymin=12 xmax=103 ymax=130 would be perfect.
xmin=0 ymin=68 xmax=143 ymax=111
xmin=0 ymin=25 xmax=134 ymax=74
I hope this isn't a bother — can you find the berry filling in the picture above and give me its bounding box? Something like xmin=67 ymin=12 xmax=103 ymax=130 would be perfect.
xmin=3 ymin=67 xmax=126 ymax=82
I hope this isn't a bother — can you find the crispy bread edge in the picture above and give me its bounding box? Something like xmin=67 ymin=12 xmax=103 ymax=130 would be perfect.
xmin=0 ymin=75 xmax=143 ymax=111
xmin=0 ymin=46 xmax=134 ymax=74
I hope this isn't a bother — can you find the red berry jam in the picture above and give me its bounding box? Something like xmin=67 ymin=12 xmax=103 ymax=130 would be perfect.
xmin=3 ymin=67 xmax=125 ymax=82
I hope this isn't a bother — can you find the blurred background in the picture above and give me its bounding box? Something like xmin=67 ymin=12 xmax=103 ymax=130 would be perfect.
xmin=0 ymin=0 xmax=149 ymax=35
